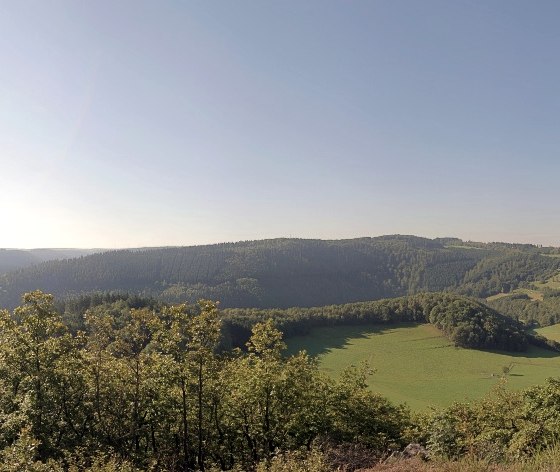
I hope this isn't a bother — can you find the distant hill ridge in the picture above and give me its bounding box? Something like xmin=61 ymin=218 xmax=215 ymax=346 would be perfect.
xmin=0 ymin=248 xmax=106 ymax=275
xmin=1 ymin=235 xmax=559 ymax=311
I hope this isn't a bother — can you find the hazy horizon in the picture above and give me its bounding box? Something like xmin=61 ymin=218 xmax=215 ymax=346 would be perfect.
xmin=2 ymin=232 xmax=558 ymax=251
xmin=2 ymin=1 xmax=559 ymax=248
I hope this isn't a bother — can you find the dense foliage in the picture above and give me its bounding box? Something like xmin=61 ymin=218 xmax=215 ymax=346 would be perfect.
xmin=3 ymin=236 xmax=558 ymax=312
xmin=0 ymin=291 xmax=410 ymax=471
xmin=488 ymin=291 xmax=560 ymax=327
xmin=0 ymin=236 xmax=467 ymax=308
xmin=457 ymin=253 xmax=560 ymax=298
xmin=223 ymin=293 xmax=534 ymax=352
xmin=423 ymin=378 xmax=560 ymax=462
xmin=0 ymin=235 xmax=560 ymax=334
xmin=1 ymin=291 xmax=560 ymax=470
xmin=57 ymin=292 xmax=538 ymax=353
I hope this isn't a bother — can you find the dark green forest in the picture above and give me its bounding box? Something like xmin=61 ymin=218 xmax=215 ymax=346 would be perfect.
xmin=1 ymin=236 xmax=559 ymax=316
xmin=488 ymin=292 xmax=560 ymax=327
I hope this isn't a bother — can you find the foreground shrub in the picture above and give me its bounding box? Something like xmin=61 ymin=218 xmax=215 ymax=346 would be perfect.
xmin=255 ymin=448 xmax=330 ymax=472
xmin=423 ymin=378 xmax=560 ymax=461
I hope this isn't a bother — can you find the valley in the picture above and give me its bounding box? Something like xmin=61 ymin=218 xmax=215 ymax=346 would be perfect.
xmin=1 ymin=236 xmax=560 ymax=470
xmin=286 ymin=323 xmax=560 ymax=409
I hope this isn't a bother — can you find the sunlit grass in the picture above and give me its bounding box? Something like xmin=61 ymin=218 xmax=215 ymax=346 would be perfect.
xmin=536 ymin=323 xmax=560 ymax=342
xmin=532 ymin=277 xmax=560 ymax=291
xmin=286 ymin=323 xmax=560 ymax=410
xmin=487 ymin=288 xmax=543 ymax=302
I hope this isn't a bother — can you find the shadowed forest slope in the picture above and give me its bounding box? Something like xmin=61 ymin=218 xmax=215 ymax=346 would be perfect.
xmin=1 ymin=236 xmax=558 ymax=310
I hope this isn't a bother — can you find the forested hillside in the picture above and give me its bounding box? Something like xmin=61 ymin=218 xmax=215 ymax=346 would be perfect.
xmin=457 ymin=252 xmax=560 ymax=297
xmin=488 ymin=292 xmax=560 ymax=326
xmin=0 ymin=248 xmax=103 ymax=274
xmin=1 ymin=236 xmax=558 ymax=311
xmin=0 ymin=249 xmax=38 ymax=274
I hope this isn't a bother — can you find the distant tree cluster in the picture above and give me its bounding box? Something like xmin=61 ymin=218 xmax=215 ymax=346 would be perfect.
xmin=58 ymin=292 xmax=548 ymax=354
xmin=427 ymin=297 xmax=528 ymax=351
xmin=222 ymin=293 xmax=535 ymax=352
xmin=488 ymin=291 xmax=560 ymax=327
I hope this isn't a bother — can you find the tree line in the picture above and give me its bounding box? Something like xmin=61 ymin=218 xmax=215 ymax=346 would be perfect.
xmin=222 ymin=292 xmax=551 ymax=353
xmin=56 ymin=291 xmax=557 ymax=353
xmin=55 ymin=291 xmax=545 ymax=353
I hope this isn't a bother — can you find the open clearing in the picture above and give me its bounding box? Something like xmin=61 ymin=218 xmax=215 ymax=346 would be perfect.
xmin=487 ymin=288 xmax=544 ymax=302
xmin=532 ymin=275 xmax=560 ymax=291
xmin=286 ymin=323 xmax=560 ymax=410
xmin=536 ymin=323 xmax=560 ymax=342
xmin=486 ymin=273 xmax=560 ymax=302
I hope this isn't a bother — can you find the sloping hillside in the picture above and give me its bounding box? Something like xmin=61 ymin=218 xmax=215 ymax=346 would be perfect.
xmin=0 ymin=236 xmax=558 ymax=310
xmin=0 ymin=248 xmax=104 ymax=274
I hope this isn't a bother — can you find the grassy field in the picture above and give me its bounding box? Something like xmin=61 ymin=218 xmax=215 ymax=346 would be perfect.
xmin=487 ymin=288 xmax=544 ymax=301
xmin=532 ymin=275 xmax=560 ymax=291
xmin=286 ymin=323 xmax=560 ymax=410
xmin=536 ymin=323 xmax=560 ymax=341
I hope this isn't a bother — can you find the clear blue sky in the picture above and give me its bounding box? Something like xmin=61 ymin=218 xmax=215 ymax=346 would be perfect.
xmin=1 ymin=1 xmax=559 ymax=248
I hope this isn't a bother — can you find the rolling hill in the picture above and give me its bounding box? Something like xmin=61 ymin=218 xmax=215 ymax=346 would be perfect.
xmin=0 ymin=248 xmax=105 ymax=275
xmin=0 ymin=236 xmax=559 ymax=313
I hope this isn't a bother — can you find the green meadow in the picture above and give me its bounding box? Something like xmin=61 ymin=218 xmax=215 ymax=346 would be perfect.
xmin=286 ymin=323 xmax=560 ymax=410
xmin=487 ymin=287 xmax=546 ymax=302
xmin=532 ymin=277 xmax=560 ymax=291
xmin=536 ymin=323 xmax=560 ymax=342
